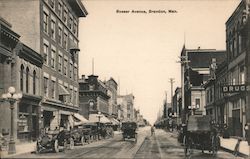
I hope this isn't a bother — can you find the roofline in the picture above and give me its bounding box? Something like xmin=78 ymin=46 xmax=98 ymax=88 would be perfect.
xmin=226 ymin=0 xmax=246 ymax=25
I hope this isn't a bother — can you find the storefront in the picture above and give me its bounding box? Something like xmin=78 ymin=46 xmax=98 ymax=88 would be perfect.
xmin=17 ymin=95 xmax=41 ymax=141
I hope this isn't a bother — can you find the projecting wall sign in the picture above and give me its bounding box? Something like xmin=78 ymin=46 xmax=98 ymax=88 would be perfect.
xmin=222 ymin=85 xmax=250 ymax=93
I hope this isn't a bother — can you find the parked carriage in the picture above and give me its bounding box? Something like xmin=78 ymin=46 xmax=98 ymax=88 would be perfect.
xmin=36 ymin=128 xmax=75 ymax=153
xmin=121 ymin=121 xmax=137 ymax=142
xmin=183 ymin=115 xmax=220 ymax=157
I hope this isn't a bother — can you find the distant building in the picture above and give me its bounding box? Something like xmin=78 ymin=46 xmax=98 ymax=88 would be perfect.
xmin=180 ymin=47 xmax=226 ymax=121
xmin=117 ymin=94 xmax=135 ymax=121
xmin=105 ymin=78 xmax=118 ymax=118
xmin=79 ymin=75 xmax=110 ymax=119
xmin=173 ymin=87 xmax=182 ymax=125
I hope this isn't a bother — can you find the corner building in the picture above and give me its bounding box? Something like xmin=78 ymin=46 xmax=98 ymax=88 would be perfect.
xmin=0 ymin=0 xmax=87 ymax=131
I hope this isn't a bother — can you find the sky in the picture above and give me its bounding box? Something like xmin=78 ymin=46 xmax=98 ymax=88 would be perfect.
xmin=79 ymin=0 xmax=240 ymax=124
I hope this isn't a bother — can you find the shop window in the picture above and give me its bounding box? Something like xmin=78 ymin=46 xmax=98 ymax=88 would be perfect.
xmin=195 ymin=98 xmax=200 ymax=109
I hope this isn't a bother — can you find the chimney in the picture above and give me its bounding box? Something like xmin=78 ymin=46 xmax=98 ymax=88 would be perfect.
xmin=82 ymin=75 xmax=85 ymax=80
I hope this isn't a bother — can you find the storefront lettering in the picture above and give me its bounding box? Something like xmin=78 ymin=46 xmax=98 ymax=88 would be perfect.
xmin=222 ymin=85 xmax=250 ymax=93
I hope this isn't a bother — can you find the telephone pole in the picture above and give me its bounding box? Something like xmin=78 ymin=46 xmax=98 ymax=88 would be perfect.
xmin=177 ymin=51 xmax=190 ymax=124
xmin=169 ymin=78 xmax=175 ymax=112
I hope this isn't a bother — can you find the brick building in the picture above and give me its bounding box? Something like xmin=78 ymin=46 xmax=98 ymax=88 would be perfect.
xmin=0 ymin=17 xmax=43 ymax=141
xmin=180 ymin=47 xmax=226 ymax=122
xmin=79 ymin=75 xmax=110 ymax=119
xmin=0 ymin=0 xmax=87 ymax=131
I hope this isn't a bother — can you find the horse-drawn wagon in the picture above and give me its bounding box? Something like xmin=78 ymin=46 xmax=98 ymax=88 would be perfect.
xmin=183 ymin=115 xmax=220 ymax=157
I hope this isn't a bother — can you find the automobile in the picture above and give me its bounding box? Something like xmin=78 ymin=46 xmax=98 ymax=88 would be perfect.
xmin=121 ymin=121 xmax=137 ymax=142
xmin=36 ymin=128 xmax=75 ymax=153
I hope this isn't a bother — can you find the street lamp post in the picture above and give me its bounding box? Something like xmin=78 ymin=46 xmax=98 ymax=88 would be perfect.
xmin=96 ymin=111 xmax=103 ymax=140
xmin=1 ymin=86 xmax=22 ymax=154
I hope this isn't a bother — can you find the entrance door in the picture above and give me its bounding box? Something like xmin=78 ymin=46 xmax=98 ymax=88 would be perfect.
xmin=43 ymin=111 xmax=53 ymax=128
xmin=232 ymin=109 xmax=242 ymax=137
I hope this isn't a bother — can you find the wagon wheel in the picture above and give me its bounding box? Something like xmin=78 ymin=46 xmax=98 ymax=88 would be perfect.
xmin=211 ymin=136 xmax=219 ymax=156
xmin=184 ymin=135 xmax=191 ymax=157
xmin=69 ymin=138 xmax=74 ymax=150
xmin=36 ymin=141 xmax=40 ymax=154
xmin=81 ymin=136 xmax=85 ymax=145
xmin=134 ymin=133 xmax=137 ymax=143
xmin=54 ymin=139 xmax=59 ymax=153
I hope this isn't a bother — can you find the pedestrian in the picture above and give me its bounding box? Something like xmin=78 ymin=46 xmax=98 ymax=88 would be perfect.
xmin=151 ymin=126 xmax=155 ymax=136
xmin=244 ymin=124 xmax=248 ymax=140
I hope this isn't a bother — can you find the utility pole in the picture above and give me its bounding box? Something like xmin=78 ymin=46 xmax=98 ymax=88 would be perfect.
xmin=177 ymin=50 xmax=190 ymax=124
xmin=169 ymin=78 xmax=175 ymax=113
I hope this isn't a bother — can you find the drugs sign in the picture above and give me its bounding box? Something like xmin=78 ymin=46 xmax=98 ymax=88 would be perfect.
xmin=222 ymin=85 xmax=250 ymax=93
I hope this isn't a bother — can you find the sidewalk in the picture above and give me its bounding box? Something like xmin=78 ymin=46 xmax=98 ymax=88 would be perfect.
xmin=1 ymin=141 xmax=36 ymax=158
xmin=220 ymin=137 xmax=249 ymax=157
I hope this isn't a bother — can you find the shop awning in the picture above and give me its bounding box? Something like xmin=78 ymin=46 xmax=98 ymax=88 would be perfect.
xmin=89 ymin=114 xmax=111 ymax=124
xmin=59 ymin=85 xmax=70 ymax=95
xmin=72 ymin=113 xmax=90 ymax=126
xmin=109 ymin=117 xmax=120 ymax=125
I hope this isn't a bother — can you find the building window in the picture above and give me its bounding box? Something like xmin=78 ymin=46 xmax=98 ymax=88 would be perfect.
xmin=43 ymin=43 xmax=49 ymax=65
xmin=50 ymin=0 xmax=55 ymax=9
xmin=43 ymin=11 xmax=49 ymax=34
xmin=33 ymin=71 xmax=36 ymax=94
xmin=51 ymin=48 xmax=56 ymax=68
xmin=74 ymin=90 xmax=77 ymax=105
xmin=20 ymin=65 xmax=24 ymax=91
xmin=26 ymin=67 xmax=29 ymax=93
xmin=69 ymin=63 xmax=73 ymax=79
xmin=73 ymin=21 xmax=77 ymax=34
xmin=70 ymin=89 xmax=73 ymax=103
xmin=64 ymin=86 xmax=68 ymax=103
xmin=58 ymin=55 xmax=62 ymax=73
xmin=51 ymin=19 xmax=56 ymax=40
xmin=58 ymin=27 xmax=62 ymax=45
xmin=238 ymin=34 xmax=242 ymax=53
xmin=73 ymin=66 xmax=77 ymax=80
xmin=240 ymin=65 xmax=245 ymax=84
xmin=58 ymin=2 xmax=62 ymax=17
xmin=233 ymin=38 xmax=237 ymax=57
xmin=51 ymin=80 xmax=55 ymax=99
xmin=64 ymin=32 xmax=68 ymax=49
xmin=64 ymin=59 xmax=67 ymax=76
xmin=44 ymin=77 xmax=49 ymax=97
xmin=63 ymin=7 xmax=67 ymax=23
xmin=69 ymin=16 xmax=73 ymax=30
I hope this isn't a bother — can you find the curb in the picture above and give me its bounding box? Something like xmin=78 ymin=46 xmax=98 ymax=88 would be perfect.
xmin=220 ymin=146 xmax=248 ymax=158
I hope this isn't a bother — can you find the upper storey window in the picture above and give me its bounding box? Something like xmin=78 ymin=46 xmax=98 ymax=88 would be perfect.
xmin=43 ymin=11 xmax=49 ymax=34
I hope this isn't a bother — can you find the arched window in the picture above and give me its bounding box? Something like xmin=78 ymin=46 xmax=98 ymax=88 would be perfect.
xmin=26 ymin=67 xmax=29 ymax=93
xmin=33 ymin=70 xmax=36 ymax=94
xmin=20 ymin=65 xmax=24 ymax=91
